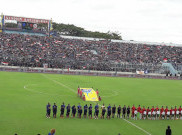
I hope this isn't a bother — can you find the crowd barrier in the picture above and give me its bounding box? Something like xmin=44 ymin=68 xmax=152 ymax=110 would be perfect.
xmin=0 ymin=66 xmax=181 ymax=80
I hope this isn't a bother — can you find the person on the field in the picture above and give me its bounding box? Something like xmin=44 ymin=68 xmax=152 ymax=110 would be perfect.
xmin=142 ymin=106 xmax=146 ymax=120
xmin=156 ymin=108 xmax=160 ymax=120
xmin=79 ymin=106 xmax=83 ymax=118
xmin=101 ymin=104 xmax=105 ymax=109
xmin=107 ymin=104 xmax=111 ymax=119
xmin=170 ymin=107 xmax=175 ymax=120
xmin=117 ymin=105 xmax=121 ymax=118
xmin=165 ymin=106 xmax=169 ymax=119
xmin=95 ymin=105 xmax=99 ymax=119
xmin=146 ymin=107 xmax=150 ymax=119
xmin=122 ymin=105 xmax=126 ymax=119
xmin=176 ymin=107 xmax=180 ymax=119
xmin=82 ymin=95 xmax=86 ymax=101
xmin=131 ymin=104 xmax=136 ymax=118
xmin=66 ymin=104 xmax=71 ymax=118
xmin=94 ymin=103 xmax=99 ymax=119
xmin=72 ymin=105 xmax=76 ymax=118
xmin=179 ymin=106 xmax=182 ymax=119
xmin=101 ymin=107 xmax=106 ymax=119
xmin=152 ymin=109 xmax=156 ymax=120
xmin=160 ymin=106 xmax=164 ymax=119
xmin=174 ymin=106 xmax=177 ymax=119
xmin=60 ymin=102 xmax=65 ymax=118
xmin=155 ymin=106 xmax=159 ymax=119
xmin=155 ymin=106 xmax=159 ymax=111
xmin=155 ymin=106 xmax=159 ymax=114
xmin=140 ymin=109 xmax=143 ymax=120
xmin=151 ymin=106 xmax=154 ymax=118
xmin=84 ymin=104 xmax=88 ymax=118
xmin=88 ymin=104 xmax=92 ymax=119
xmin=137 ymin=105 xmax=141 ymax=120
xmin=100 ymin=104 xmax=105 ymax=117
xmin=167 ymin=110 xmax=170 ymax=120
xmin=127 ymin=106 xmax=130 ymax=119
xmin=166 ymin=126 xmax=172 ymax=135
xmin=46 ymin=103 xmax=51 ymax=118
xmin=79 ymin=90 xmax=82 ymax=98
xmin=134 ymin=109 xmax=138 ymax=120
xmin=53 ymin=103 xmax=57 ymax=118
xmin=162 ymin=110 xmax=165 ymax=120
xmin=77 ymin=86 xmax=80 ymax=96
xmin=112 ymin=104 xmax=116 ymax=118
xmin=148 ymin=109 xmax=151 ymax=120
xmin=77 ymin=103 xmax=81 ymax=117
xmin=178 ymin=106 xmax=182 ymax=119
xmin=143 ymin=110 xmax=147 ymax=120
xmin=98 ymin=96 xmax=101 ymax=101
xmin=96 ymin=89 xmax=99 ymax=97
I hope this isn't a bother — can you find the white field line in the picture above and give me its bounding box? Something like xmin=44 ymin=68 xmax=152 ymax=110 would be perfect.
xmin=24 ymin=84 xmax=75 ymax=97
xmin=42 ymin=74 xmax=152 ymax=135
xmin=42 ymin=74 xmax=76 ymax=94
xmin=101 ymin=90 xmax=119 ymax=98
xmin=97 ymin=102 xmax=152 ymax=135
xmin=123 ymin=119 xmax=152 ymax=135
xmin=24 ymin=84 xmax=45 ymax=94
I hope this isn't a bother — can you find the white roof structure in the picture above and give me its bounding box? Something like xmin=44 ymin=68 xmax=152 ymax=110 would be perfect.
xmin=60 ymin=35 xmax=182 ymax=47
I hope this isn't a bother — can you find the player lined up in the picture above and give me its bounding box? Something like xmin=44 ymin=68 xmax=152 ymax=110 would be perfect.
xmin=46 ymin=103 xmax=182 ymax=120
xmin=131 ymin=105 xmax=182 ymax=120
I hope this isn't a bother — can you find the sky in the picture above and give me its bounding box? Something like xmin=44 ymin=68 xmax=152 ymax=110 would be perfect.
xmin=1 ymin=0 xmax=182 ymax=44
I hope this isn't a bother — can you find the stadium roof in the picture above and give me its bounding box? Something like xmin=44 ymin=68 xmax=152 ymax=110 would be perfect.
xmin=61 ymin=35 xmax=182 ymax=47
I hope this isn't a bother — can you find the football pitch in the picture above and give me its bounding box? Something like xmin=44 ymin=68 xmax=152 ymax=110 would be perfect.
xmin=0 ymin=71 xmax=182 ymax=135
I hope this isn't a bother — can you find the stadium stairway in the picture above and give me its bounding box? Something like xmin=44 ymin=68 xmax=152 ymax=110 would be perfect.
xmin=162 ymin=63 xmax=178 ymax=75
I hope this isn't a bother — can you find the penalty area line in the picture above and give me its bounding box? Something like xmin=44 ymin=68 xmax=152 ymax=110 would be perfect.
xmin=23 ymin=84 xmax=75 ymax=97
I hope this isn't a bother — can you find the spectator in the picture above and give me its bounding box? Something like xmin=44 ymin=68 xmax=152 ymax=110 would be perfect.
xmin=48 ymin=129 xmax=56 ymax=135
xmin=0 ymin=33 xmax=181 ymax=73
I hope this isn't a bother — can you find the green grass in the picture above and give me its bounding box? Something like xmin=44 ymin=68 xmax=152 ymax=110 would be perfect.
xmin=0 ymin=71 xmax=182 ymax=135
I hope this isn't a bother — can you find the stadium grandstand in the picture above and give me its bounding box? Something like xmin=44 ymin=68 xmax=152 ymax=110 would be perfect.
xmin=0 ymin=14 xmax=182 ymax=79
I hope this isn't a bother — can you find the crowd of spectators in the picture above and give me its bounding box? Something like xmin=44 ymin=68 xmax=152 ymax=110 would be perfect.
xmin=0 ymin=33 xmax=181 ymax=72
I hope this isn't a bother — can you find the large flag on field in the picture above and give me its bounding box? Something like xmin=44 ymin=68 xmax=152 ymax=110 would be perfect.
xmin=80 ymin=88 xmax=98 ymax=101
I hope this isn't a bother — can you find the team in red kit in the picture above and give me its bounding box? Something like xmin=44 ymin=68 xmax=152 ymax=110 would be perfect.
xmin=131 ymin=105 xmax=182 ymax=120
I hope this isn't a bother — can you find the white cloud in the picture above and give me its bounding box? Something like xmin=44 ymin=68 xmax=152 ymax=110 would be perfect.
xmin=1 ymin=0 xmax=182 ymax=44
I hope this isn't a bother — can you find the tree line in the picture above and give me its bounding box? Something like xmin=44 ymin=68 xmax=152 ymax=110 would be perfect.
xmin=4 ymin=22 xmax=122 ymax=40
xmin=52 ymin=22 xmax=122 ymax=40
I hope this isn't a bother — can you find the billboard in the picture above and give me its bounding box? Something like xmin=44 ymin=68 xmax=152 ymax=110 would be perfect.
xmin=5 ymin=15 xmax=49 ymax=24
